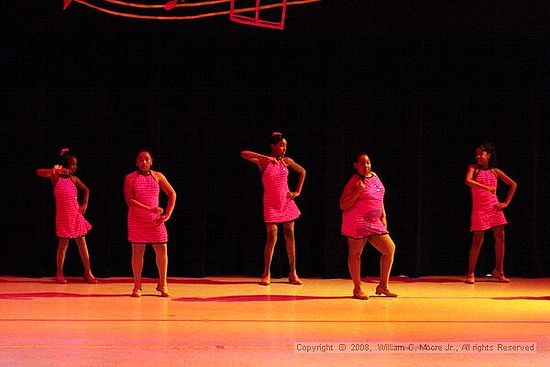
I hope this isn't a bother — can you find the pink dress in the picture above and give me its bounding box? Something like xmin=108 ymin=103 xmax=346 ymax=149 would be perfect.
xmin=470 ymin=168 xmax=507 ymax=231
xmin=127 ymin=172 xmax=168 ymax=243
xmin=54 ymin=176 xmax=92 ymax=239
xmin=262 ymin=160 xmax=300 ymax=223
xmin=342 ymin=175 xmax=388 ymax=239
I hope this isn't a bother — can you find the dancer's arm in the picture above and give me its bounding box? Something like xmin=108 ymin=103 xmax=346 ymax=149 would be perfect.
xmin=339 ymin=176 xmax=365 ymax=210
xmin=72 ymin=176 xmax=90 ymax=214
xmin=464 ymin=164 xmax=495 ymax=193
xmin=494 ymin=168 xmax=517 ymax=209
xmin=284 ymin=157 xmax=306 ymax=198
xmin=156 ymin=172 xmax=177 ymax=222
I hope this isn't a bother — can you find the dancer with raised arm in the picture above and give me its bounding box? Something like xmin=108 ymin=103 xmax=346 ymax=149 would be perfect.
xmin=241 ymin=132 xmax=306 ymax=286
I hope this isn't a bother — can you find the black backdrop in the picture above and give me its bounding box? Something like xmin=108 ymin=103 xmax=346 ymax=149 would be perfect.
xmin=3 ymin=2 xmax=549 ymax=279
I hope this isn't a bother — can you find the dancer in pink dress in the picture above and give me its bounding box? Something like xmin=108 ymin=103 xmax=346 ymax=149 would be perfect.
xmin=464 ymin=142 xmax=517 ymax=284
xmin=36 ymin=148 xmax=97 ymax=284
xmin=340 ymin=153 xmax=397 ymax=300
xmin=241 ymin=132 xmax=306 ymax=286
xmin=124 ymin=150 xmax=176 ymax=297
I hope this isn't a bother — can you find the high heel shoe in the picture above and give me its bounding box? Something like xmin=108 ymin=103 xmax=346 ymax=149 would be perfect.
xmin=259 ymin=277 xmax=271 ymax=286
xmin=288 ymin=277 xmax=303 ymax=285
xmin=156 ymin=284 xmax=170 ymax=297
xmin=375 ymin=285 xmax=398 ymax=297
xmin=464 ymin=274 xmax=475 ymax=284
xmin=55 ymin=275 xmax=67 ymax=284
xmin=83 ymin=275 xmax=98 ymax=284
xmin=492 ymin=270 xmax=511 ymax=283
xmin=131 ymin=288 xmax=142 ymax=298
xmin=352 ymin=288 xmax=369 ymax=300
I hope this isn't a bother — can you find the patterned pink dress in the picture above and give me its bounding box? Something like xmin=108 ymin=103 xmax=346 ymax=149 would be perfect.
xmin=262 ymin=160 xmax=300 ymax=223
xmin=470 ymin=168 xmax=507 ymax=231
xmin=126 ymin=172 xmax=168 ymax=243
xmin=342 ymin=175 xmax=388 ymax=239
xmin=54 ymin=176 xmax=92 ymax=239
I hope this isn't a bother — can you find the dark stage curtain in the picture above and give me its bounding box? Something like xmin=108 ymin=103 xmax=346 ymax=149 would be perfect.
xmin=3 ymin=2 xmax=549 ymax=278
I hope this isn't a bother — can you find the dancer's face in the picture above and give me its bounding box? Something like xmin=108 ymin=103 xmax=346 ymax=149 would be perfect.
xmin=354 ymin=154 xmax=372 ymax=177
xmin=271 ymin=139 xmax=287 ymax=159
xmin=64 ymin=157 xmax=78 ymax=174
xmin=474 ymin=148 xmax=490 ymax=167
xmin=136 ymin=151 xmax=153 ymax=174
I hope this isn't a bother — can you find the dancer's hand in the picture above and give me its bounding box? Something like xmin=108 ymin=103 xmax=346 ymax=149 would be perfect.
xmin=151 ymin=207 xmax=164 ymax=215
xmin=79 ymin=204 xmax=87 ymax=214
xmin=486 ymin=185 xmax=496 ymax=194
xmin=287 ymin=191 xmax=300 ymax=200
xmin=495 ymin=202 xmax=508 ymax=210
xmin=355 ymin=179 xmax=366 ymax=192
xmin=53 ymin=165 xmax=70 ymax=176
xmin=157 ymin=213 xmax=171 ymax=224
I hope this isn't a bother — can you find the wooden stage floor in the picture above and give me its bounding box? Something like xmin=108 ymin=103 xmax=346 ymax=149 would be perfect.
xmin=0 ymin=275 xmax=549 ymax=366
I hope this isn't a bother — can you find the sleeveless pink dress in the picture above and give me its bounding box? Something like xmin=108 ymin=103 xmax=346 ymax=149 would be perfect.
xmin=261 ymin=160 xmax=300 ymax=223
xmin=470 ymin=168 xmax=507 ymax=231
xmin=54 ymin=176 xmax=92 ymax=239
xmin=342 ymin=175 xmax=388 ymax=239
xmin=127 ymin=172 xmax=168 ymax=243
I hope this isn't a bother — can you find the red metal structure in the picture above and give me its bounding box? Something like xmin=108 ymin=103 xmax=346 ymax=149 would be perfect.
xmin=230 ymin=0 xmax=288 ymax=30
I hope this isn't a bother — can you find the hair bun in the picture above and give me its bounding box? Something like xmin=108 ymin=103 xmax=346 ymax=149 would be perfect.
xmin=270 ymin=132 xmax=284 ymax=144
xmin=60 ymin=148 xmax=70 ymax=156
